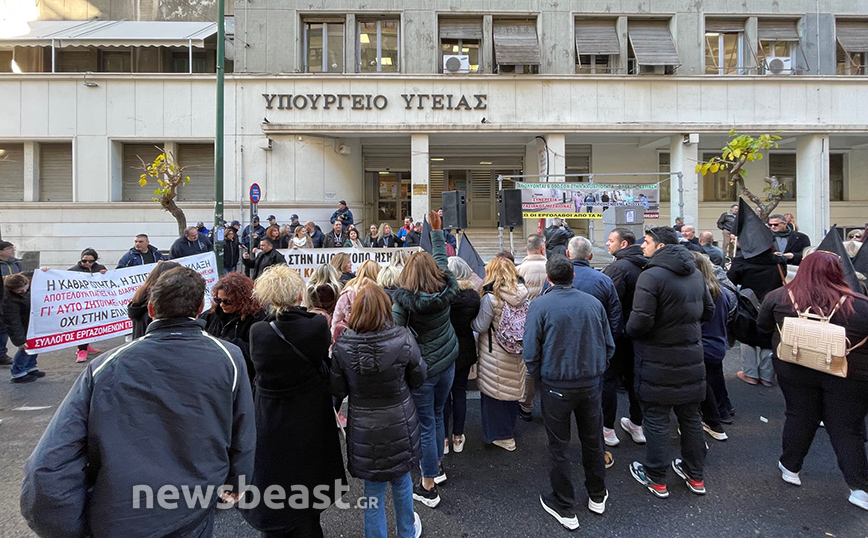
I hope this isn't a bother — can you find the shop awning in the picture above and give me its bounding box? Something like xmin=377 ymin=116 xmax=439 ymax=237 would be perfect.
xmin=493 ymin=20 xmax=540 ymax=65
xmin=0 ymin=20 xmax=217 ymax=48
xmin=836 ymin=21 xmax=868 ymax=53
xmin=757 ymin=19 xmax=800 ymax=41
xmin=439 ymin=18 xmax=483 ymax=41
xmin=628 ymin=20 xmax=680 ymax=66
xmin=575 ymin=19 xmax=620 ymax=56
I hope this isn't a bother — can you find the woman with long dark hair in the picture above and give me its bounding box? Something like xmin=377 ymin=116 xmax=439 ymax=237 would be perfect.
xmin=127 ymin=261 xmax=180 ymax=339
xmin=68 ymin=248 xmax=108 ymax=363
xmin=331 ymin=283 xmax=426 ymax=538
xmin=5 ymin=274 xmax=42 ymax=383
xmin=200 ymin=272 xmax=266 ymax=386
xmin=758 ymin=251 xmax=868 ymax=510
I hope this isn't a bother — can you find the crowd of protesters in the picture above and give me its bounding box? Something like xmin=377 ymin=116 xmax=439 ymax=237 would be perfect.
xmin=8 ymin=199 xmax=868 ymax=537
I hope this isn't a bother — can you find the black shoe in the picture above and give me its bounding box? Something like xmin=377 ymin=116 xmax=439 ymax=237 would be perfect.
xmin=518 ymin=407 xmax=533 ymax=422
xmin=413 ymin=481 xmax=441 ymax=508
xmin=31 ymin=370 xmax=46 ymax=378
xmin=539 ymin=494 xmax=579 ymax=530
xmin=434 ymin=463 xmax=447 ymax=485
xmin=11 ymin=372 xmax=38 ymax=384
xmin=718 ymin=413 xmax=733 ymax=425
xmin=0 ymin=354 xmax=13 ymax=366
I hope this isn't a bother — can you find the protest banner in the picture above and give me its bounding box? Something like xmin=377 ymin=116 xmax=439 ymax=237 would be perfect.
xmin=26 ymin=252 xmax=218 ymax=354
xmin=514 ymin=182 xmax=660 ymax=219
xmin=280 ymin=247 xmax=421 ymax=281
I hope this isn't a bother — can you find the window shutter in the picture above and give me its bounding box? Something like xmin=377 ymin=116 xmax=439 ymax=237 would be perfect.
xmin=123 ymin=144 xmax=163 ymax=201
xmin=493 ymin=20 xmax=541 ymax=65
xmin=0 ymin=143 xmax=24 ymax=202
xmin=836 ymin=21 xmax=868 ymax=53
xmin=428 ymin=146 xmax=524 ymax=170
xmin=39 ymin=143 xmax=73 ymax=202
xmin=439 ymin=18 xmax=483 ymax=40
xmin=429 ymin=169 xmax=445 ymax=209
xmin=176 ymin=144 xmax=215 ymax=202
xmin=363 ymin=144 xmax=411 ymax=171
xmin=628 ymin=20 xmax=681 ymax=66
xmin=705 ymin=19 xmax=746 ymax=34
xmin=575 ymin=19 xmax=620 ymax=55
xmin=758 ymin=19 xmax=800 ymax=41
xmin=566 ymin=145 xmax=592 ymax=174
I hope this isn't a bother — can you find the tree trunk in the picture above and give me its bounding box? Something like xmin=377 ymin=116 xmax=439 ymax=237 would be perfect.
xmin=161 ymin=198 xmax=187 ymax=236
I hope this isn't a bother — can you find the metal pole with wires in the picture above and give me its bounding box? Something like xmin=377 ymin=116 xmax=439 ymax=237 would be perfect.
xmin=214 ymin=0 xmax=226 ymax=269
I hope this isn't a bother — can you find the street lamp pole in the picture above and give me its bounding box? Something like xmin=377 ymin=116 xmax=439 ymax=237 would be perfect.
xmin=213 ymin=0 xmax=226 ymax=268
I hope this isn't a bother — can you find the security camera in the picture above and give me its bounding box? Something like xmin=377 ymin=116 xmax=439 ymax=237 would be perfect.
xmin=260 ymin=138 xmax=273 ymax=151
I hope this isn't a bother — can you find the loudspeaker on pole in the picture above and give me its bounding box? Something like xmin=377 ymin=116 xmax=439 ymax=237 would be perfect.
xmin=442 ymin=190 xmax=468 ymax=230
xmin=499 ymin=189 xmax=523 ymax=228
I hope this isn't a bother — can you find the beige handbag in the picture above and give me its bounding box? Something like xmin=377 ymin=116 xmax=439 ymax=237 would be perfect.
xmin=777 ymin=290 xmax=868 ymax=377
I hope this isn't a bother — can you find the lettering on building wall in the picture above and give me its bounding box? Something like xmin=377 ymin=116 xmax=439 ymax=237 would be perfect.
xmin=262 ymin=93 xmax=486 ymax=111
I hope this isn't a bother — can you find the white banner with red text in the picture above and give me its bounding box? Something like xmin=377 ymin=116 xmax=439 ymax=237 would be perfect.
xmin=279 ymin=247 xmax=421 ymax=281
xmin=26 ymin=253 xmax=218 ymax=354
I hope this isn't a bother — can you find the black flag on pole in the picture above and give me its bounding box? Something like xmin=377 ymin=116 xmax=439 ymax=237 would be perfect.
xmin=420 ymin=218 xmax=433 ymax=253
xmin=458 ymin=233 xmax=486 ymax=279
xmin=816 ymin=225 xmax=861 ymax=293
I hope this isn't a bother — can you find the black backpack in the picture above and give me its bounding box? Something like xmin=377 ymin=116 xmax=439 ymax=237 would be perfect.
xmin=721 ymin=283 xmax=772 ymax=348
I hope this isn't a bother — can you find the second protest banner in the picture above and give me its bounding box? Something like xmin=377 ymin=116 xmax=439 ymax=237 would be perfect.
xmin=515 ymin=182 xmax=660 ymax=219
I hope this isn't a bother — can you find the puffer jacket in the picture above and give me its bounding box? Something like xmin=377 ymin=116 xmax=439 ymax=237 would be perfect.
xmin=450 ymin=287 xmax=481 ymax=371
xmin=392 ymin=230 xmax=459 ymax=377
xmin=626 ymin=245 xmax=715 ymax=405
xmin=331 ymin=325 xmax=426 ymax=482
xmin=471 ymin=284 xmax=529 ymax=401
xmin=517 ymin=254 xmax=547 ymax=299
xmin=602 ymin=244 xmax=646 ymax=321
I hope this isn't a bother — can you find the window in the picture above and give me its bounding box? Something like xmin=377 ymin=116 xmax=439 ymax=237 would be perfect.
xmin=757 ymin=19 xmax=800 ymax=74
xmin=39 ymin=143 xmax=73 ymax=202
xmin=575 ymin=19 xmax=619 ymax=74
xmin=704 ymin=20 xmax=745 ymax=75
xmin=100 ymin=50 xmax=131 ymax=72
xmin=56 ymin=50 xmax=97 ymax=72
xmin=836 ymin=20 xmax=868 ymax=75
xmin=830 ymin=153 xmax=845 ymax=202
xmin=304 ymin=21 xmax=345 ymax=73
xmin=122 ymin=144 xmax=165 ymax=201
xmin=439 ymin=18 xmax=482 ymax=73
xmin=627 ymin=20 xmax=680 ymax=75
xmin=376 ymin=171 xmax=411 ymax=223
xmin=175 ymin=144 xmax=215 ymax=202
xmin=0 ymin=143 xmax=25 ymax=202
xmin=358 ymin=20 xmax=399 ymax=73
xmin=702 ymin=152 xmax=736 ymax=202
xmin=493 ymin=19 xmax=540 ymax=74
xmin=171 ymin=51 xmax=207 ymax=73
xmin=768 ymin=153 xmax=796 ymax=200
xmin=658 ymin=152 xmax=671 ymax=202
xmin=0 ymin=49 xmax=12 ymax=73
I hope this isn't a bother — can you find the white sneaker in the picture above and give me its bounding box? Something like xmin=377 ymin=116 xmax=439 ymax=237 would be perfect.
xmin=452 ymin=434 xmax=465 ymax=453
xmin=414 ymin=512 xmax=423 ymax=538
xmin=588 ymin=490 xmax=608 ymax=515
xmin=778 ymin=461 xmax=801 ymax=486
xmin=444 ymin=438 xmax=449 ymax=455
xmin=849 ymin=490 xmax=868 ymax=511
xmin=620 ymin=417 xmax=646 ymax=444
xmin=603 ymin=427 xmax=620 ymax=447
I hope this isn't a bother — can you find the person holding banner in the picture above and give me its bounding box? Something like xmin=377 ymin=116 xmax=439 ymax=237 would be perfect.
xmin=344 ymin=227 xmax=366 ymax=249
xmin=6 ymin=274 xmax=42 ymax=383
xmin=68 ymin=248 xmax=108 ymax=363
xmin=377 ymin=223 xmax=401 ymax=248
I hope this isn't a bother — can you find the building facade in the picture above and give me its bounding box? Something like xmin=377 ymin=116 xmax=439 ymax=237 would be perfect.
xmin=1 ymin=0 xmax=867 ymax=266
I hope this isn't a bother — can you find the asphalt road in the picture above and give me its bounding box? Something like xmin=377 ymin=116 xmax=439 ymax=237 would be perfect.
xmin=1 ymin=338 xmax=867 ymax=538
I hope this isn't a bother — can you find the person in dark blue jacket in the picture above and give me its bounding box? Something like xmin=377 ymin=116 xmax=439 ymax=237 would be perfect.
xmin=169 ymin=226 xmax=212 ymax=259
xmin=241 ymin=216 xmax=267 ymax=250
xmin=21 ymin=266 xmax=255 ymax=538
xmin=305 ymin=220 xmax=326 ymax=249
xmin=116 ymin=234 xmax=167 ymax=268
xmin=330 ymin=200 xmax=354 ymax=227
xmin=523 ymin=255 xmax=615 ymax=530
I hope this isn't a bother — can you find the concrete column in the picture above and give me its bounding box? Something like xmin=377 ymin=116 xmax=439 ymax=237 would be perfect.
xmin=23 ymin=142 xmax=38 ymax=202
xmin=796 ymin=134 xmax=830 ymax=244
xmin=411 ymin=134 xmax=429 ymax=221
xmin=669 ymin=135 xmax=700 ymax=227
xmin=482 ymin=16 xmax=493 ymax=74
xmin=544 ymin=134 xmax=566 ymax=177
xmin=744 ymin=17 xmax=758 ymax=74
xmin=616 ymin=17 xmax=628 ymax=74
xmin=346 ymin=14 xmax=356 ymax=73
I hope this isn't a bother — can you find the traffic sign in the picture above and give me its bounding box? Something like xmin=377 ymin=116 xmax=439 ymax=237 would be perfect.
xmin=249 ymin=183 xmax=261 ymax=204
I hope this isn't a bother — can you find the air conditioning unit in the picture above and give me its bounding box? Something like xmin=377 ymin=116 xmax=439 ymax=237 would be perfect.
xmin=443 ymin=54 xmax=470 ymax=73
xmin=765 ymin=57 xmax=793 ymax=75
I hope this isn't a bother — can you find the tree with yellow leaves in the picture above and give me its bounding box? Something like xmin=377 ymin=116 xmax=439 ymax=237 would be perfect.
xmin=137 ymin=148 xmax=192 ymax=236
xmin=696 ymin=130 xmax=784 ymax=221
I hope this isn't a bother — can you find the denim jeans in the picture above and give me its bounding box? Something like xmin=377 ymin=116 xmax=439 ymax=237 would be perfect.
xmin=641 ymin=401 xmax=707 ymax=484
xmin=539 ymin=382 xmax=607 ymax=509
xmin=363 ymin=472 xmax=415 ymax=538
xmin=480 ymin=394 xmax=519 ymax=443
xmin=443 ymin=365 xmax=471 ymax=437
xmin=411 ymin=362 xmax=455 ymax=478
xmin=741 ymin=344 xmax=774 ymax=382
xmin=10 ymin=348 xmax=38 ymax=379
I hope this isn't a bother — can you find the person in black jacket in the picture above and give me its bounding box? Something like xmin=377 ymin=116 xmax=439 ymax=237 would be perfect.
xmin=627 ymin=226 xmax=715 ymax=500
xmin=5 ymin=274 xmax=42 ymax=383
xmin=403 ymin=222 xmax=422 ymax=248
xmin=68 ymin=248 xmax=108 ymax=364
xmin=544 ymin=219 xmax=574 ymax=257
xmin=769 ymin=214 xmax=811 ymax=266
xmin=716 ymin=204 xmax=738 ymax=258
xmin=443 ymin=257 xmax=482 ymax=455
xmin=679 ymin=225 xmax=704 ymax=253
xmin=331 ymin=283 xmax=426 ymax=538
xmin=169 ymin=226 xmax=212 ymax=259
xmin=200 ymin=272 xmax=266 ymax=386
xmin=243 ymin=265 xmax=347 ymax=536
xmin=223 ymin=226 xmax=242 ymax=273
xmin=324 ymin=221 xmax=349 ymax=249
xmin=602 ymin=228 xmax=647 ymax=446
xmin=127 ymin=261 xmax=181 ymax=339
xmin=22 ymin=266 xmax=255 ymax=537
xmin=376 ymin=223 xmax=401 ymax=248
xmin=242 ymin=239 xmax=286 ymax=280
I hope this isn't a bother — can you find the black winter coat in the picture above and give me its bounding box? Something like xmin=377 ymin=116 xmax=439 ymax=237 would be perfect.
xmin=127 ymin=301 xmax=151 ymax=339
xmin=727 ymin=250 xmax=787 ymax=302
xmin=626 ymin=245 xmax=715 ymax=405
xmin=224 ymin=237 xmax=241 ymax=270
xmin=331 ymin=325 xmax=426 ymax=482
xmin=242 ymin=248 xmax=286 ymax=280
xmin=376 ymin=234 xmax=400 ymax=248
xmin=242 ymin=309 xmax=347 ymax=532
xmin=602 ymin=244 xmax=646 ymax=322
xmin=169 ymin=233 xmax=212 ymax=259
xmin=403 ymin=230 xmax=421 ymax=248
xmin=545 ymin=224 xmax=574 ymax=257
xmin=67 ymin=261 xmax=108 ymax=273
xmin=200 ymin=308 xmax=267 ymax=385
xmin=777 ymin=231 xmax=812 ymax=265
xmin=3 ymin=289 xmax=30 ymax=347
xmin=450 ymin=288 xmax=481 ymax=371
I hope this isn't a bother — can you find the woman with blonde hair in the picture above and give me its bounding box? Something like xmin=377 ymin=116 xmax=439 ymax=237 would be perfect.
xmin=377 ymin=265 xmax=402 ymax=297
xmin=389 ymin=249 xmax=415 ymax=270
xmin=330 ymin=252 xmax=355 ymax=285
xmin=331 ymin=283 xmax=426 ymax=538
xmin=242 ymin=265 xmax=347 ymax=536
xmin=305 ymin=263 xmax=342 ymax=324
xmin=289 ymin=225 xmax=312 ymax=250
xmin=391 ymin=211 xmax=459 ymax=508
xmin=332 ymin=260 xmax=382 ymax=336
xmin=783 ymin=213 xmax=799 ymax=232
xmin=471 ymin=255 xmax=529 ymax=452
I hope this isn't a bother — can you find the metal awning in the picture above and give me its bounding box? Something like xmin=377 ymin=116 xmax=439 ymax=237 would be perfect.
xmin=837 ymin=21 xmax=868 ymax=53
xmin=575 ymin=19 xmax=620 ymax=55
xmin=0 ymin=20 xmax=217 ymax=48
xmin=628 ymin=20 xmax=681 ymax=66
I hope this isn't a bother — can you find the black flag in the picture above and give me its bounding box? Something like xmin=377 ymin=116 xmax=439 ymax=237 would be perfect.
xmin=852 ymin=239 xmax=868 ymax=279
xmin=816 ymin=225 xmax=861 ymax=293
xmin=420 ymin=217 xmax=433 ymax=253
xmin=457 ymin=233 xmax=486 ymax=279
xmin=734 ymin=197 xmax=774 ymax=259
